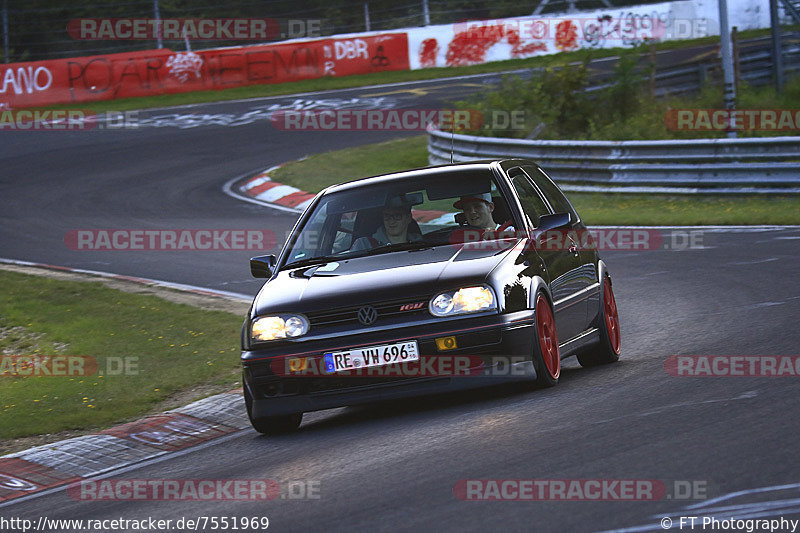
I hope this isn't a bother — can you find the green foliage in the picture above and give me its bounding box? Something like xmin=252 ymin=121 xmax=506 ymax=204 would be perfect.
xmin=457 ymin=54 xmax=649 ymax=140
xmin=460 ymin=60 xmax=595 ymax=139
xmin=602 ymin=49 xmax=644 ymax=120
xmin=456 ymin=47 xmax=800 ymax=140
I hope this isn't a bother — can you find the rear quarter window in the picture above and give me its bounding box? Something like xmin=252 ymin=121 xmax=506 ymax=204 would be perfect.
xmin=523 ymin=165 xmax=579 ymax=223
xmin=510 ymin=171 xmax=550 ymax=228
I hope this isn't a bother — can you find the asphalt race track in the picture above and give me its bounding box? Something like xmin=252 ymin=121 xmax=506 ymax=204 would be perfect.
xmin=1 ymin=68 xmax=800 ymax=532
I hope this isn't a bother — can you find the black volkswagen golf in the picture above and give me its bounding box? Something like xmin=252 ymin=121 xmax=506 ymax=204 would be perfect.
xmin=242 ymin=159 xmax=621 ymax=434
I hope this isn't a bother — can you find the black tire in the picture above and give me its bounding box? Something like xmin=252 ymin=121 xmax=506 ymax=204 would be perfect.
xmin=532 ymin=292 xmax=560 ymax=387
xmin=244 ymin=379 xmax=303 ymax=435
xmin=249 ymin=413 xmax=303 ymax=435
xmin=578 ymin=275 xmax=621 ymax=367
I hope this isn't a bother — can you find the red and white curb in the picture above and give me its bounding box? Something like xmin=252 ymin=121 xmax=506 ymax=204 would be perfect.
xmin=0 ymin=393 xmax=250 ymax=505
xmin=237 ymin=164 xmax=317 ymax=212
xmin=0 ymin=259 xmax=253 ymax=505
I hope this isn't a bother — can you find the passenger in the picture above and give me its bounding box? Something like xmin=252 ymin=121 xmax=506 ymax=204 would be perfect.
xmin=351 ymin=196 xmax=423 ymax=251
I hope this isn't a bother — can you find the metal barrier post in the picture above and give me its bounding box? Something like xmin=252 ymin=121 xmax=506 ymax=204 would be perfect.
xmin=770 ymin=0 xmax=785 ymax=93
xmin=2 ymin=0 xmax=9 ymax=63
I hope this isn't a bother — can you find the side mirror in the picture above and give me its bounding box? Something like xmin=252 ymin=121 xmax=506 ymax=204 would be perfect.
xmin=533 ymin=213 xmax=572 ymax=250
xmin=537 ymin=212 xmax=571 ymax=232
xmin=250 ymin=255 xmax=276 ymax=278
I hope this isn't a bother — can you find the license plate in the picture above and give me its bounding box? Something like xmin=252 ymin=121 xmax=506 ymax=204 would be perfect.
xmin=324 ymin=341 xmax=419 ymax=373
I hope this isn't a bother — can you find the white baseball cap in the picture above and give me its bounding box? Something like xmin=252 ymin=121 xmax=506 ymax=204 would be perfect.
xmin=453 ymin=192 xmax=493 ymax=209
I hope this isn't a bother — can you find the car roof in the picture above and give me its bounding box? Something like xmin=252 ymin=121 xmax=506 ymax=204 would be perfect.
xmin=320 ymin=159 xmax=535 ymax=196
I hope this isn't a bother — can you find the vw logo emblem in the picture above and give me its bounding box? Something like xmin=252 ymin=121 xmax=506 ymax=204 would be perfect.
xmin=357 ymin=306 xmax=378 ymax=325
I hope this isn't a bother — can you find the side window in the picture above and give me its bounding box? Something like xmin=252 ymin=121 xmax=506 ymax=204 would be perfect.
xmin=331 ymin=211 xmax=356 ymax=253
xmin=288 ymin=205 xmax=328 ymax=261
xmin=511 ymin=172 xmax=550 ymax=228
xmin=523 ymin=165 xmax=578 ymax=222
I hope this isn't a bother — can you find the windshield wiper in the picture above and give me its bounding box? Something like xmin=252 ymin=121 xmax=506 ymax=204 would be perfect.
xmin=283 ymin=242 xmax=438 ymax=270
xmin=281 ymin=255 xmax=344 ymax=270
xmin=360 ymin=241 xmax=436 ymax=256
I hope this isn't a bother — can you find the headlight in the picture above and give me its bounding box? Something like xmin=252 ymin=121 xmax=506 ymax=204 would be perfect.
xmin=429 ymin=286 xmax=496 ymax=317
xmin=251 ymin=314 xmax=309 ymax=341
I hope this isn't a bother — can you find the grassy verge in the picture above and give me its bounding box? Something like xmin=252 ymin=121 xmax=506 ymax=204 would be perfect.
xmin=31 ymin=28 xmax=778 ymax=114
xmin=273 ymin=136 xmax=431 ymax=192
xmin=270 ymin=135 xmax=800 ymax=225
xmin=568 ymin=194 xmax=800 ymax=225
xmin=0 ymin=270 xmax=243 ymax=439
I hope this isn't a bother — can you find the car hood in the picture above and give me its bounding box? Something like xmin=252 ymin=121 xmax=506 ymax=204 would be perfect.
xmin=252 ymin=241 xmax=518 ymax=316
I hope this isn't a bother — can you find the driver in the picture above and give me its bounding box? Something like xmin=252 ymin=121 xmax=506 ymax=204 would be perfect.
xmin=351 ymin=196 xmax=423 ymax=251
xmin=453 ymin=193 xmax=498 ymax=230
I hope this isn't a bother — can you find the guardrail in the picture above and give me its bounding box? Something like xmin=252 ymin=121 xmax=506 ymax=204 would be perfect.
xmin=581 ymin=33 xmax=800 ymax=97
xmin=428 ymin=128 xmax=800 ymax=192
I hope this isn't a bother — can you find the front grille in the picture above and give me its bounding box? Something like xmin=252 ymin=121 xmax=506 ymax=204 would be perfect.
xmin=305 ymin=297 xmax=429 ymax=328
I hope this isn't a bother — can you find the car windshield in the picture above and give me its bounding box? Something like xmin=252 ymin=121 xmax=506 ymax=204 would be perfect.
xmin=283 ymin=169 xmax=516 ymax=268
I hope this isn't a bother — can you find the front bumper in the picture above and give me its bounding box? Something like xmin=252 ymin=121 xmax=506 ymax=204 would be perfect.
xmin=241 ymin=310 xmax=537 ymax=418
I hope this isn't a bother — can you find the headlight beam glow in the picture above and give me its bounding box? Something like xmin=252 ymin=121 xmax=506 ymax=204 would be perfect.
xmin=429 ymin=286 xmax=496 ymax=317
xmin=251 ymin=314 xmax=309 ymax=341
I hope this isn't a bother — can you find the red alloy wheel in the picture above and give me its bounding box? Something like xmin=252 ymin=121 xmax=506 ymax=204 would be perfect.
xmin=535 ymin=294 xmax=560 ymax=379
xmin=603 ymin=277 xmax=621 ymax=355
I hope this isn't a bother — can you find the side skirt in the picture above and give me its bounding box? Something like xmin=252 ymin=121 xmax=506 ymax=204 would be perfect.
xmin=559 ymin=327 xmax=600 ymax=358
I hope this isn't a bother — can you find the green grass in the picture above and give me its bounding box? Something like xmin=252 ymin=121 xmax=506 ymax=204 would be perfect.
xmin=270 ymin=135 xmax=800 ymax=225
xmin=273 ymin=136 xmax=431 ymax=191
xmin=0 ymin=271 xmax=243 ymax=439
xmin=29 ymin=28 xmax=779 ymax=114
xmin=567 ymin=193 xmax=800 ymax=225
